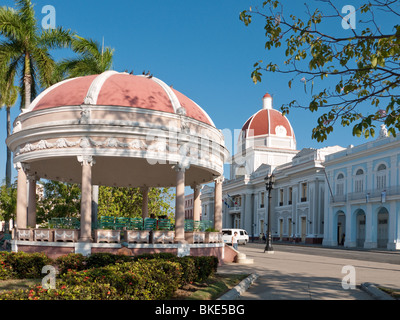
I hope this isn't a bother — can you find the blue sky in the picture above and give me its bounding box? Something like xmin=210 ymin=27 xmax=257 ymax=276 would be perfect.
xmin=1 ymin=0 xmax=388 ymax=184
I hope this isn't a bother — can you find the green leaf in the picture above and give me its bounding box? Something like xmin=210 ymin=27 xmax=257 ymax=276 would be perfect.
xmin=371 ymin=56 xmax=378 ymax=68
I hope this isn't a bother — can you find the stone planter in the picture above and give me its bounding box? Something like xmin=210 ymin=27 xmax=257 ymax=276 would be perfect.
xmin=95 ymin=229 xmax=120 ymax=243
xmin=153 ymin=231 xmax=175 ymax=244
xmin=54 ymin=229 xmax=79 ymax=242
xmin=205 ymin=232 xmax=222 ymax=243
xmin=16 ymin=228 xmax=33 ymax=241
xmin=124 ymin=230 xmax=149 ymax=243
xmin=185 ymin=231 xmax=205 ymax=244
xmin=34 ymin=229 xmax=53 ymax=242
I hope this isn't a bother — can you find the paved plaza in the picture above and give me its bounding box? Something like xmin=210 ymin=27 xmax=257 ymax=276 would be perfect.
xmin=218 ymin=243 xmax=400 ymax=300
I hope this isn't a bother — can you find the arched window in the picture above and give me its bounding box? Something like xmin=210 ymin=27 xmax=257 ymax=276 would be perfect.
xmin=377 ymin=164 xmax=387 ymax=171
xmin=377 ymin=163 xmax=387 ymax=190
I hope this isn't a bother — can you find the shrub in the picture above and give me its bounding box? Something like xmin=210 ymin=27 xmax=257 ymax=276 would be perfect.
xmin=4 ymin=252 xmax=52 ymax=279
xmin=0 ymin=283 xmax=118 ymax=300
xmin=59 ymin=259 xmax=182 ymax=300
xmin=85 ymin=252 xmax=132 ymax=269
xmin=0 ymin=251 xmax=219 ymax=300
xmin=55 ymin=253 xmax=86 ymax=275
xmin=193 ymin=256 xmax=219 ymax=282
xmin=0 ymin=252 xmax=15 ymax=280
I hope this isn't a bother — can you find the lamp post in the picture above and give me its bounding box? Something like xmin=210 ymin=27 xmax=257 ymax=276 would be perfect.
xmin=264 ymin=173 xmax=275 ymax=253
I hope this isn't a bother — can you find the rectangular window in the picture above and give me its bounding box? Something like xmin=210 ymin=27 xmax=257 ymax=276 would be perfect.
xmin=355 ymin=179 xmax=364 ymax=193
xmin=301 ymin=183 xmax=307 ymax=202
xmin=336 ymin=183 xmax=344 ymax=196
xmin=260 ymin=192 xmax=265 ymax=208
xmin=279 ymin=189 xmax=284 ymax=206
xmin=377 ymin=175 xmax=386 ymax=190
xmin=288 ymin=187 xmax=293 ymax=205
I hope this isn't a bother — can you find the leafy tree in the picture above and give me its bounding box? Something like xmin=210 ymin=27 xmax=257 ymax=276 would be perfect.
xmin=0 ymin=181 xmax=17 ymax=232
xmin=0 ymin=0 xmax=74 ymax=108
xmin=36 ymin=180 xmax=175 ymax=223
xmin=98 ymin=186 xmax=175 ymax=220
xmin=240 ymin=0 xmax=400 ymax=142
xmin=36 ymin=180 xmax=81 ymax=225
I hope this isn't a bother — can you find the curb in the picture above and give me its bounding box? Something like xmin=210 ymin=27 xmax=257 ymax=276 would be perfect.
xmin=360 ymin=282 xmax=395 ymax=300
xmin=217 ymin=273 xmax=259 ymax=300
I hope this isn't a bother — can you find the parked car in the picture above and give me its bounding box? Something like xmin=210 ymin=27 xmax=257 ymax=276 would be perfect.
xmin=222 ymin=229 xmax=249 ymax=245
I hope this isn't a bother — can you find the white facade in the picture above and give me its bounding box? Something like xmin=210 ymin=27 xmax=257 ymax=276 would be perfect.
xmin=204 ymin=93 xmax=400 ymax=250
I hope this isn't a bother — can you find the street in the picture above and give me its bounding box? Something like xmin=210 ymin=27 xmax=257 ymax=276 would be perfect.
xmin=218 ymin=243 xmax=400 ymax=300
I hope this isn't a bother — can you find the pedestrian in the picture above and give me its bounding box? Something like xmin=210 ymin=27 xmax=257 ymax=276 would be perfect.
xmin=232 ymin=232 xmax=238 ymax=250
xmin=259 ymin=232 xmax=263 ymax=243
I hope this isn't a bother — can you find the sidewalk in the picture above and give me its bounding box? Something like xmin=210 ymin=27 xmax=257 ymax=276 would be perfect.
xmin=217 ymin=243 xmax=400 ymax=300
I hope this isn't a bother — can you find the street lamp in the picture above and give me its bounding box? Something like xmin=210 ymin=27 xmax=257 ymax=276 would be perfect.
xmin=264 ymin=173 xmax=275 ymax=253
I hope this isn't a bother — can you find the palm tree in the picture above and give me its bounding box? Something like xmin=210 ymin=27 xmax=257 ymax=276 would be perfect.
xmin=54 ymin=36 xmax=114 ymax=81
xmin=0 ymin=67 xmax=18 ymax=187
xmin=0 ymin=0 xmax=74 ymax=109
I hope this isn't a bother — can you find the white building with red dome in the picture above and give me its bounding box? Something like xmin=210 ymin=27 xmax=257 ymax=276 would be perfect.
xmin=208 ymin=92 xmax=400 ymax=250
xmin=216 ymin=93 xmax=344 ymax=244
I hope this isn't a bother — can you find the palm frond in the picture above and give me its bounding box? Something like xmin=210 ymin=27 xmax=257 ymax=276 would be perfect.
xmin=0 ymin=6 xmax=24 ymax=41
xmin=40 ymin=26 xmax=75 ymax=49
xmin=15 ymin=0 xmax=36 ymax=35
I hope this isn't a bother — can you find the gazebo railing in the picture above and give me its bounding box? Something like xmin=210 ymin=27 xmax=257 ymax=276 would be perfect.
xmin=49 ymin=217 xmax=80 ymax=229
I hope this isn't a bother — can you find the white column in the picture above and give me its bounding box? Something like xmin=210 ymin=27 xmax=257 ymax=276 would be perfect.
xmin=323 ymin=170 xmax=335 ymax=246
xmin=78 ymin=155 xmax=95 ymax=242
xmin=27 ymin=175 xmax=37 ymax=228
xmin=192 ymin=185 xmax=201 ymax=222
xmin=244 ymin=192 xmax=253 ymax=233
xmin=175 ymin=165 xmax=186 ymax=243
xmin=364 ymin=203 xmax=376 ymax=248
xmin=92 ymin=185 xmax=99 ymax=229
xmin=214 ymin=176 xmax=223 ymax=231
xmin=388 ymin=201 xmax=397 ymax=250
xmin=141 ymin=187 xmax=149 ymax=219
xmin=16 ymin=162 xmax=27 ymax=229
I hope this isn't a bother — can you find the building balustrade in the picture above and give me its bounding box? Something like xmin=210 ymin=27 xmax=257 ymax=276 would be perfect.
xmin=330 ymin=186 xmax=400 ymax=203
xmin=228 ymin=206 xmax=242 ymax=213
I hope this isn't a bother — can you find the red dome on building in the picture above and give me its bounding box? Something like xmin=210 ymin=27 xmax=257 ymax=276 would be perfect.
xmin=28 ymin=70 xmax=214 ymax=127
xmin=241 ymin=93 xmax=295 ymax=139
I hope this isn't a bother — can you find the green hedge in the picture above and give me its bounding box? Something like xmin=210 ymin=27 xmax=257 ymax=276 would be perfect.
xmin=0 ymin=252 xmax=219 ymax=300
xmin=0 ymin=252 xmax=52 ymax=280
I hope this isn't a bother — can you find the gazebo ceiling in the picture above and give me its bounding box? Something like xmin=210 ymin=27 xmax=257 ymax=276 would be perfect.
xmin=7 ymin=71 xmax=228 ymax=187
xmin=25 ymin=156 xmax=218 ymax=188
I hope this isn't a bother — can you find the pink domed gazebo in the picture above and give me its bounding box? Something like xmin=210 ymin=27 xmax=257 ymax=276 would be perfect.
xmin=6 ymin=70 xmax=228 ymax=259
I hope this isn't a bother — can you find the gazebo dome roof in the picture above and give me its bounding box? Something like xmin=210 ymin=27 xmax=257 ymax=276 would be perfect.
xmin=8 ymin=70 xmax=228 ymax=188
xmin=28 ymin=70 xmax=215 ymax=127
xmin=241 ymin=93 xmax=295 ymax=139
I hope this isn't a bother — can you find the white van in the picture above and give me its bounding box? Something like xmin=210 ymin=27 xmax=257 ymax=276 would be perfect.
xmin=222 ymin=229 xmax=249 ymax=245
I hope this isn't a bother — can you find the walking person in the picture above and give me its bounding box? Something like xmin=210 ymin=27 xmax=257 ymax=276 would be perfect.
xmin=232 ymin=232 xmax=238 ymax=250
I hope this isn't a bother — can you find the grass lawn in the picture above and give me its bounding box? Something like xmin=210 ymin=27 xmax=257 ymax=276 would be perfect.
xmin=173 ymin=273 xmax=248 ymax=300
xmin=0 ymin=279 xmax=42 ymax=292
